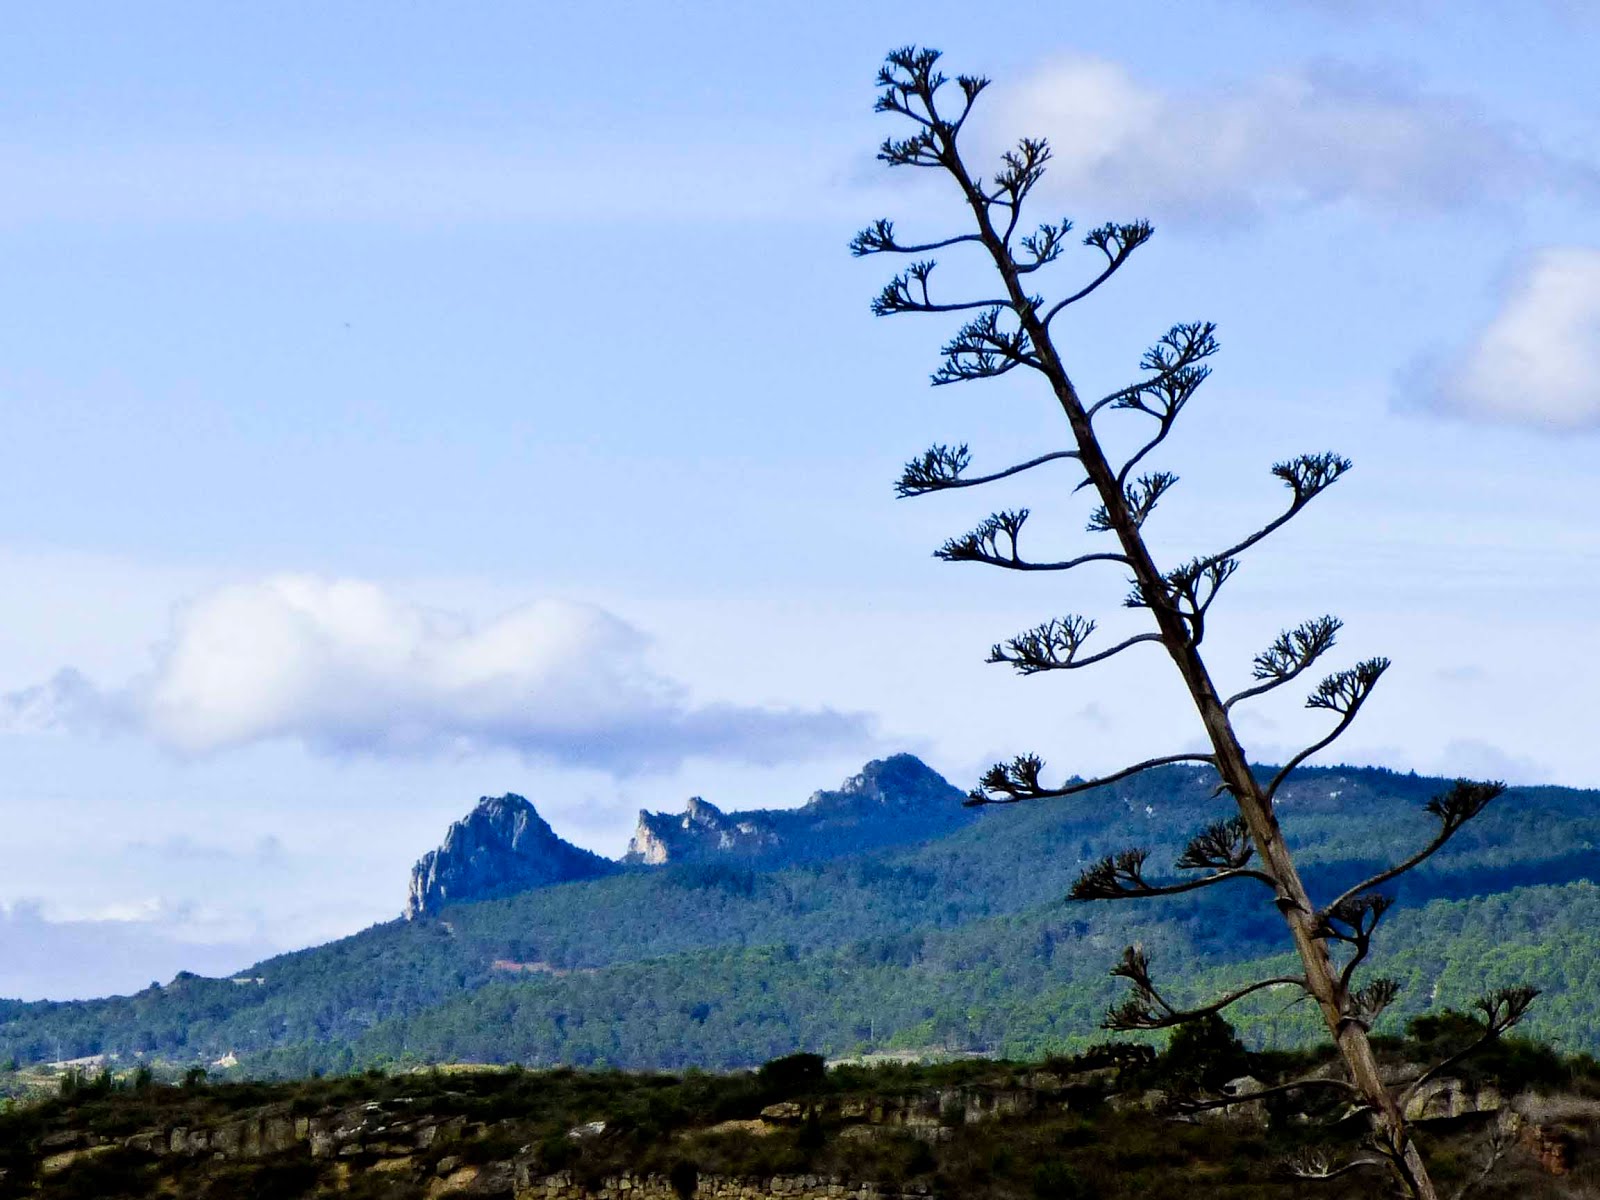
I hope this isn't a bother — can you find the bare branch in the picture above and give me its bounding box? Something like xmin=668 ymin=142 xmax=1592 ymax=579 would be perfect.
xmin=1102 ymin=945 xmax=1303 ymax=1031
xmin=871 ymin=48 xmax=989 ymax=173
xmin=1194 ymin=452 xmax=1353 ymax=571
xmin=877 ymin=129 xmax=944 ymax=169
xmin=1176 ymin=816 xmax=1255 ymax=872
xmin=931 ymin=306 xmax=1041 ymax=386
xmin=871 ymin=259 xmax=1011 ymax=317
xmin=896 ymin=445 xmax=1078 ymax=498
xmin=1322 ymin=781 xmax=1507 ymax=916
xmin=1317 ymin=892 xmax=1394 ymax=991
xmin=1068 ymin=845 xmax=1274 ymax=901
xmin=1264 ymin=657 xmax=1391 ymax=800
xmin=987 ymin=615 xmax=1160 ymax=674
xmin=1084 ymin=220 xmax=1155 ymax=261
xmin=932 ymin=353 xmax=1026 ymax=386
xmin=935 ymin=509 xmax=1130 ymax=572
xmin=1307 ymin=657 xmax=1391 ymax=716
xmin=1225 ymin=616 xmax=1343 ymax=709
xmin=1040 ymin=221 xmax=1155 ymax=326
xmin=872 ymin=54 xmax=945 ymax=159
xmin=1089 ymin=322 xmax=1220 ymax=418
xmin=1275 ymin=450 xmax=1352 ymax=504
xmin=1321 ymin=889 xmax=1393 ymax=942
xmin=964 ymin=751 xmax=1215 ymax=807
xmin=1284 ymin=1149 xmax=1386 ymax=1181
xmin=1345 ymin=977 xmax=1402 ymax=1031
xmin=1173 ymin=1075 xmax=1360 ymax=1116
xmin=935 ymin=508 xmax=1027 ymax=564
xmin=949 ymin=74 xmax=990 ymax=132
xmin=896 ymin=443 xmax=971 ymax=497
xmin=849 ymin=218 xmax=983 ymax=258
xmin=1089 ymin=471 xmax=1177 ymax=533
xmin=1126 ymin=557 xmax=1239 ymax=646
xmin=990 ymin=138 xmax=1052 ymax=241
xmin=1399 ymin=986 xmax=1540 ymax=1110
xmin=1113 ymin=368 xmax=1212 ymax=486
xmin=1014 ymin=219 xmax=1074 ymax=274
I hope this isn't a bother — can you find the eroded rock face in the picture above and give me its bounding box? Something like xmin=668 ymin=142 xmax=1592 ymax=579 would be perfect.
xmin=625 ymin=797 xmax=782 ymax=865
xmin=800 ymin=755 xmax=964 ymax=821
xmin=406 ymin=795 xmax=618 ymax=919
xmin=1402 ymin=1077 xmax=1504 ymax=1122
xmin=623 ymin=756 xmax=969 ymax=866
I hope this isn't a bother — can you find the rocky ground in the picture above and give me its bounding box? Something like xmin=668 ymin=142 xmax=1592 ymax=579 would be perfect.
xmin=4 ymin=1046 xmax=1600 ymax=1199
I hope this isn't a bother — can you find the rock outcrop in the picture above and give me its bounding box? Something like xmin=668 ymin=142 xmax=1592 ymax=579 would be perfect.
xmin=408 ymin=757 xmax=967 ymax=915
xmin=624 ymin=755 xmax=971 ymax=867
xmin=626 ymin=796 xmax=782 ymax=865
xmin=800 ymin=754 xmax=968 ymax=823
xmin=405 ymin=795 xmax=617 ymax=919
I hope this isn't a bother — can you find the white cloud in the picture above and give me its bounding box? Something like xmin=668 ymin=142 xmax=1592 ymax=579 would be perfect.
xmin=1411 ymin=247 xmax=1600 ymax=429
xmin=1 ymin=576 xmax=870 ymax=774
xmin=990 ymin=57 xmax=1559 ymax=223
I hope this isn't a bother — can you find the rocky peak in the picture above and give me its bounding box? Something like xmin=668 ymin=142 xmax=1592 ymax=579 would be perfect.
xmin=622 ymin=755 xmax=967 ymax=867
xmin=626 ymin=810 xmax=674 ymax=866
xmin=683 ymin=796 xmax=724 ymax=828
xmin=624 ymin=797 xmax=780 ymax=865
xmin=405 ymin=794 xmax=617 ymax=919
xmin=802 ymin=754 xmax=964 ymax=817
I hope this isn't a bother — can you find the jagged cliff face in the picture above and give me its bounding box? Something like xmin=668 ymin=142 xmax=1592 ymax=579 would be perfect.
xmin=801 ymin=753 xmax=964 ymax=818
xmin=409 ymin=757 xmax=969 ymax=912
xmin=624 ymin=796 xmax=782 ymax=865
xmin=405 ymin=795 xmax=617 ymax=919
xmin=623 ymin=755 xmax=969 ymax=866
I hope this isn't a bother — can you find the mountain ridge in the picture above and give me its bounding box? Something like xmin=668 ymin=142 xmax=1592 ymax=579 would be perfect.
xmin=622 ymin=753 xmax=973 ymax=868
xmin=4 ymin=757 xmax=1599 ymax=1073
xmin=404 ymin=755 xmax=970 ymax=920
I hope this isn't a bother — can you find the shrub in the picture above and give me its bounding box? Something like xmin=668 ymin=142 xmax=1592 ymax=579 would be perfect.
xmin=757 ymin=1052 xmax=826 ymax=1098
xmin=1160 ymin=1015 xmax=1248 ymax=1092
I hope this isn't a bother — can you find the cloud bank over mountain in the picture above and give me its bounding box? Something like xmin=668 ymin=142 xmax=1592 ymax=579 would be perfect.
xmin=0 ymin=577 xmax=871 ymax=774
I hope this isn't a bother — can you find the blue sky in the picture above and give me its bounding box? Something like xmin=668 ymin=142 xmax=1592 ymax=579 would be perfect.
xmin=3 ymin=1 xmax=1599 ymax=1000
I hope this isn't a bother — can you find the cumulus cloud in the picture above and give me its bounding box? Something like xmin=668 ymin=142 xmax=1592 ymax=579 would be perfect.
xmin=1409 ymin=247 xmax=1600 ymax=429
xmin=988 ymin=57 xmax=1565 ymax=223
xmin=1 ymin=577 xmax=870 ymax=774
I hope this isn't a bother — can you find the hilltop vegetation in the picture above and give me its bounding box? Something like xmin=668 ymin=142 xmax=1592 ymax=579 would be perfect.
xmin=2 ymin=761 xmax=1598 ymax=1075
xmin=6 ymin=1030 xmax=1600 ymax=1199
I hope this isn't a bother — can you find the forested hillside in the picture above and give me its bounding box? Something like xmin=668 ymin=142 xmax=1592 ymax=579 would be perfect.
xmin=2 ymin=760 xmax=1596 ymax=1073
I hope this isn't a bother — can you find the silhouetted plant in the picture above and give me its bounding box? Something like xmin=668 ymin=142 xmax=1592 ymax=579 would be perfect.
xmin=859 ymin=44 xmax=1533 ymax=1200
xmin=758 ymin=1051 xmax=827 ymax=1099
xmin=1162 ymin=1014 xmax=1249 ymax=1094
